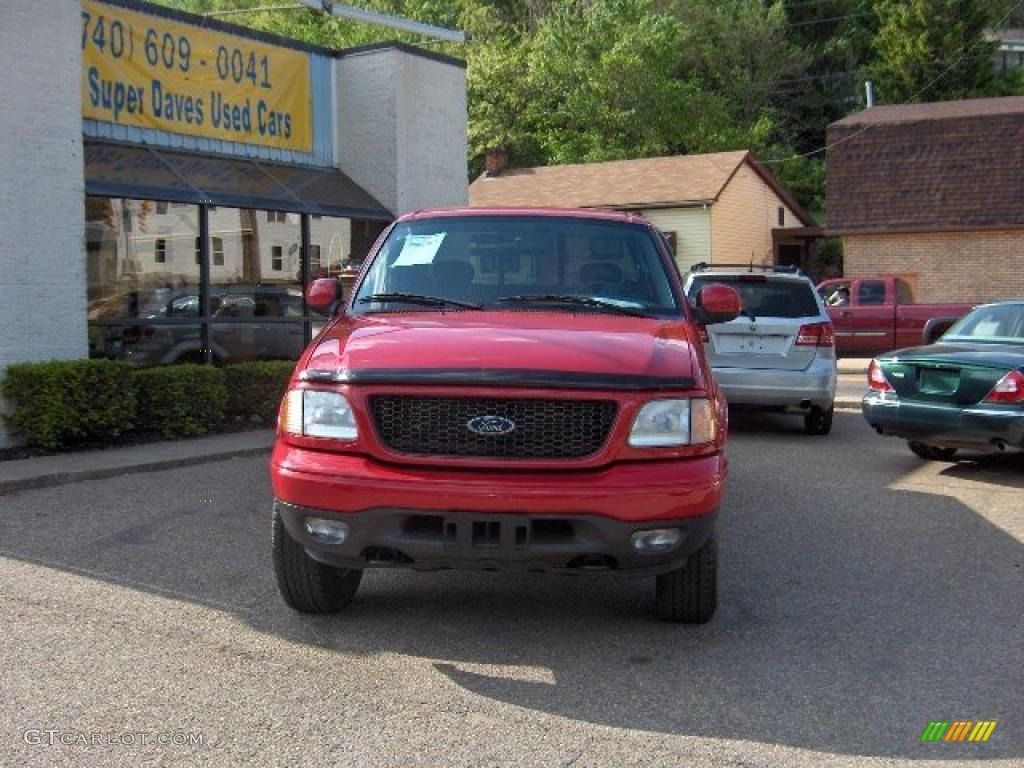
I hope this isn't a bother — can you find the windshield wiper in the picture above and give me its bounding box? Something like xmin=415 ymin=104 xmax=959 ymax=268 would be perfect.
xmin=497 ymin=294 xmax=650 ymax=317
xmin=359 ymin=292 xmax=483 ymax=310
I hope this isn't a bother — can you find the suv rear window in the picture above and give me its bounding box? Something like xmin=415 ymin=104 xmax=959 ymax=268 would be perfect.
xmin=689 ymin=276 xmax=820 ymax=318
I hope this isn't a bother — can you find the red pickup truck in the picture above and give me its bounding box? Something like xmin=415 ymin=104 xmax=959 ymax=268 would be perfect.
xmin=816 ymin=276 xmax=973 ymax=357
xmin=270 ymin=208 xmax=742 ymax=623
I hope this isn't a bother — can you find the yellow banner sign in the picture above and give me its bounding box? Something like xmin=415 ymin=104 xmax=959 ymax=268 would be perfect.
xmin=81 ymin=0 xmax=312 ymax=152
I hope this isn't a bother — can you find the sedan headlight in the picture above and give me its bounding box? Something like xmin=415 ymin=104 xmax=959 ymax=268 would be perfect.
xmin=629 ymin=398 xmax=715 ymax=447
xmin=281 ymin=389 xmax=358 ymax=440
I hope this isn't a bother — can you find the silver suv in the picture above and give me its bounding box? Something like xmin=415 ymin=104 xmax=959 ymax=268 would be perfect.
xmin=683 ymin=264 xmax=837 ymax=434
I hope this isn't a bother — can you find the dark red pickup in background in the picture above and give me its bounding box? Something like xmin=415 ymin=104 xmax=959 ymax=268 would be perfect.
xmin=817 ymin=275 xmax=973 ymax=357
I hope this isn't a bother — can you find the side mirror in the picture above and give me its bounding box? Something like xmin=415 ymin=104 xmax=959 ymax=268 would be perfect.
xmin=306 ymin=278 xmax=341 ymax=314
xmin=694 ymin=283 xmax=741 ymax=324
xmin=922 ymin=317 xmax=956 ymax=345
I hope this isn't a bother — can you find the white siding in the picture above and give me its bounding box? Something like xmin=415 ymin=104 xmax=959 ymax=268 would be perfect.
xmin=0 ymin=0 xmax=86 ymax=447
xmin=336 ymin=49 xmax=467 ymax=216
xmin=643 ymin=207 xmax=712 ymax=273
xmin=711 ymin=162 xmax=800 ymax=265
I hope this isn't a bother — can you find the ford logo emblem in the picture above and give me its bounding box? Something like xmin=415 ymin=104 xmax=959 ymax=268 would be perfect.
xmin=466 ymin=415 xmax=516 ymax=436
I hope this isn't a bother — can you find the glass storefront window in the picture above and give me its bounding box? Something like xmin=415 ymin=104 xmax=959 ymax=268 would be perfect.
xmin=86 ymin=196 xmax=201 ymax=362
xmin=310 ymin=215 xmax=354 ymax=280
xmin=211 ymin=322 xmax=306 ymax=363
xmin=308 ymin=214 xmax=359 ymax=337
xmin=85 ymin=196 xmax=381 ymax=364
xmin=310 ymin=215 xmax=379 ymax=305
xmin=208 ymin=207 xmax=303 ymax=362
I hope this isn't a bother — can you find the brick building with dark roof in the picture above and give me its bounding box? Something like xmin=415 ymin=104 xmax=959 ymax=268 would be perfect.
xmin=826 ymin=96 xmax=1024 ymax=302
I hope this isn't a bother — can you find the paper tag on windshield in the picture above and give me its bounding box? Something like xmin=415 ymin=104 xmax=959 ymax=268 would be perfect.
xmin=393 ymin=233 xmax=446 ymax=266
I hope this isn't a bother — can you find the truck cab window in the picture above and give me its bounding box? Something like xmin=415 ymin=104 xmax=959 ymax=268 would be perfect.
xmin=858 ymin=281 xmax=886 ymax=305
xmin=823 ymin=282 xmax=851 ymax=307
xmin=895 ymin=279 xmax=914 ymax=304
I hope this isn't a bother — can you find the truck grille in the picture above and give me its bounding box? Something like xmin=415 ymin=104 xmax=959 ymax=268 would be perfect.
xmin=369 ymin=396 xmax=617 ymax=459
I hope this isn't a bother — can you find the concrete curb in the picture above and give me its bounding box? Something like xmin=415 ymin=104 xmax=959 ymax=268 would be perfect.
xmin=837 ymin=358 xmax=871 ymax=375
xmin=0 ymin=430 xmax=275 ymax=495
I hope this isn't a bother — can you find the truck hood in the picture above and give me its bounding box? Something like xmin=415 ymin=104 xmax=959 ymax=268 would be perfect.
xmin=304 ymin=312 xmax=702 ymax=390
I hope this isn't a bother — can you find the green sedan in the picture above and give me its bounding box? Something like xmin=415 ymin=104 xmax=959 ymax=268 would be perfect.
xmin=862 ymin=300 xmax=1024 ymax=460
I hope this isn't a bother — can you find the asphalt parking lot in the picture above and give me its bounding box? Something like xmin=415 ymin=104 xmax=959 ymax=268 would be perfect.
xmin=1 ymin=410 xmax=1021 ymax=767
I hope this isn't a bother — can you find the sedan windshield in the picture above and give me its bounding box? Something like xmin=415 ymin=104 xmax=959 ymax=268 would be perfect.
xmin=943 ymin=303 xmax=1024 ymax=344
xmin=352 ymin=216 xmax=679 ymax=315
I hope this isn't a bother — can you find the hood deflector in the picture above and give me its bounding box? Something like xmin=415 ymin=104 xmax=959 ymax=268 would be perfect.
xmin=301 ymin=368 xmax=696 ymax=391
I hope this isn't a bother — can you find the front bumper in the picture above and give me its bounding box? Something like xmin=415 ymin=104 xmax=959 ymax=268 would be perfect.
xmin=276 ymin=500 xmax=718 ymax=574
xmin=271 ymin=443 xmax=725 ymax=574
xmin=713 ymin=357 xmax=836 ymax=409
xmin=862 ymin=392 xmax=1024 ymax=451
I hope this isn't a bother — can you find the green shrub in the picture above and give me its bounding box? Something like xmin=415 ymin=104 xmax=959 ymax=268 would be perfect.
xmin=133 ymin=364 xmax=227 ymax=438
xmin=2 ymin=359 xmax=136 ymax=450
xmin=223 ymin=361 xmax=295 ymax=424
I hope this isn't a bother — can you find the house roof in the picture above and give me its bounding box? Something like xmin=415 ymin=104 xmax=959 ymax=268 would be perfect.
xmin=832 ymin=95 xmax=1024 ymax=126
xmin=468 ymin=150 xmax=812 ymax=225
xmin=826 ymin=97 xmax=1024 ymax=233
xmin=989 ymin=28 xmax=1024 ymax=44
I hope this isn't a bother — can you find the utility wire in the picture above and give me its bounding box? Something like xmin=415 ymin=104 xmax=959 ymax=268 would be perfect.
xmin=773 ymin=51 xmax=1013 ymax=88
xmin=781 ymin=0 xmax=870 ymax=9
xmin=785 ymin=12 xmax=873 ymax=28
xmin=203 ymin=4 xmax=303 ymax=16
xmin=761 ymin=0 xmax=1024 ymax=163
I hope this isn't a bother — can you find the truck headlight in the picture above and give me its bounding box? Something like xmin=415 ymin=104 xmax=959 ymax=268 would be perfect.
xmin=281 ymin=389 xmax=358 ymax=440
xmin=629 ymin=398 xmax=715 ymax=447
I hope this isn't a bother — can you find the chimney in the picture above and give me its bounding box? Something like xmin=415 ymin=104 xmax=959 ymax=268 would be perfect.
xmin=484 ymin=147 xmax=508 ymax=177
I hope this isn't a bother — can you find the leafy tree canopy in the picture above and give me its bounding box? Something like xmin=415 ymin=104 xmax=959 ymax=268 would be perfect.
xmin=156 ymin=0 xmax=1024 ymax=220
xmin=869 ymin=0 xmax=1001 ymax=103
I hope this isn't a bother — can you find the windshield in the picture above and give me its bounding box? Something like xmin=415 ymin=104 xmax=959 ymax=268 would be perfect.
xmin=352 ymin=216 xmax=679 ymax=315
xmin=689 ymin=276 xmax=821 ymax=319
xmin=942 ymin=303 xmax=1024 ymax=344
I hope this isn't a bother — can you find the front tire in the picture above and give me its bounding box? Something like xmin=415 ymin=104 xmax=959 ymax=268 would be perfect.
xmin=907 ymin=441 xmax=958 ymax=462
xmin=804 ymin=405 xmax=834 ymax=435
xmin=655 ymin=537 xmax=717 ymax=623
xmin=272 ymin=509 xmax=362 ymax=613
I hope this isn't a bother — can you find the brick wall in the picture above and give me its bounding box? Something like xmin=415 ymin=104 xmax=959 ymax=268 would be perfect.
xmin=842 ymin=230 xmax=1024 ymax=303
xmin=336 ymin=47 xmax=467 ymax=216
xmin=0 ymin=0 xmax=87 ymax=447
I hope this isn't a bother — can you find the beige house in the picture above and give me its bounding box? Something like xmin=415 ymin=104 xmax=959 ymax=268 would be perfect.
xmin=469 ymin=150 xmax=815 ymax=274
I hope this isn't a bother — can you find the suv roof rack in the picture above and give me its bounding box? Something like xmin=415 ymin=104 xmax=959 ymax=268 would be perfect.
xmin=689 ymin=262 xmax=803 ymax=276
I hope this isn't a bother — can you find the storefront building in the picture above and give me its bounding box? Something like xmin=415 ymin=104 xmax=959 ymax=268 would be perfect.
xmin=1 ymin=0 xmax=467 ymax=446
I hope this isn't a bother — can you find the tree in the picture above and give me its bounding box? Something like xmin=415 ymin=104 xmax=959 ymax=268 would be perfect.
xmin=513 ymin=0 xmax=708 ymax=165
xmin=868 ymin=0 xmax=1001 ymax=104
xmin=673 ymin=0 xmax=808 ymax=129
xmin=153 ymin=0 xmax=882 ymax=211
xmin=778 ymin=0 xmax=877 ymax=151
xmin=995 ymin=0 xmax=1024 ymax=27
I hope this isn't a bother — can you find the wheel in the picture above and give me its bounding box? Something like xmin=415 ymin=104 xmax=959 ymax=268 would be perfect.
xmin=907 ymin=441 xmax=958 ymax=461
xmin=655 ymin=537 xmax=717 ymax=623
xmin=804 ymin=405 xmax=834 ymax=435
xmin=272 ymin=509 xmax=362 ymax=613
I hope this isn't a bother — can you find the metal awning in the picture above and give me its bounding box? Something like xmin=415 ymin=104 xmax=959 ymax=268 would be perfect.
xmin=84 ymin=140 xmax=392 ymax=220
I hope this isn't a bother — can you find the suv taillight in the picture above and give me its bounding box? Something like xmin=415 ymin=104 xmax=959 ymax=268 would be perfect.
xmin=868 ymin=359 xmax=893 ymax=392
xmin=796 ymin=322 xmax=834 ymax=347
xmin=983 ymin=370 xmax=1024 ymax=404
